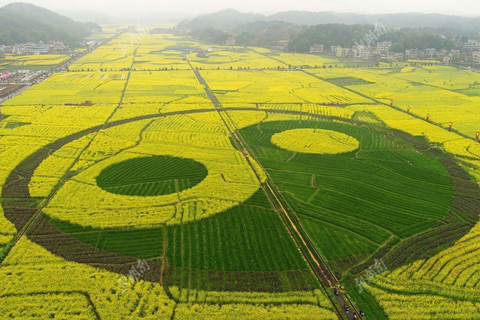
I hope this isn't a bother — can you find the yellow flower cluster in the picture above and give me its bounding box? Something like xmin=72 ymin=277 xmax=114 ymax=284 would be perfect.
xmin=271 ymin=128 xmax=359 ymax=155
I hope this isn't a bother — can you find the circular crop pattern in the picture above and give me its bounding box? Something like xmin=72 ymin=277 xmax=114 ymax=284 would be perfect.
xmin=2 ymin=109 xmax=478 ymax=297
xmin=96 ymin=156 xmax=208 ymax=196
xmin=271 ymin=128 xmax=359 ymax=155
xmin=38 ymin=113 xmax=262 ymax=229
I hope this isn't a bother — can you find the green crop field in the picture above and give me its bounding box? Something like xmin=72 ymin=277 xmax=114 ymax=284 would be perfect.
xmin=96 ymin=156 xmax=208 ymax=196
xmin=44 ymin=189 xmax=317 ymax=293
xmin=239 ymin=119 xmax=458 ymax=273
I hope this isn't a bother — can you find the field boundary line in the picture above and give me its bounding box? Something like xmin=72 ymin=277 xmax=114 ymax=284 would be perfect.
xmin=185 ymin=54 xmax=359 ymax=320
xmin=0 ymin=47 xmax=139 ymax=264
xmin=303 ymin=69 xmax=480 ymax=143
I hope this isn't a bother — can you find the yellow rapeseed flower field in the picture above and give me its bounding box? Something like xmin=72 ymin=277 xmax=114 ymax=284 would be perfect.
xmin=1 ymin=31 xmax=480 ymax=320
xmin=271 ymin=128 xmax=359 ymax=154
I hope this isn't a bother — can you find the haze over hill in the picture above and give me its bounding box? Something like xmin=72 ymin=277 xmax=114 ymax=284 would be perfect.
xmin=175 ymin=8 xmax=480 ymax=54
xmin=58 ymin=9 xmax=195 ymax=24
xmin=178 ymin=8 xmax=480 ymax=32
xmin=0 ymin=2 xmax=100 ymax=45
xmin=1 ymin=0 xmax=480 ymax=16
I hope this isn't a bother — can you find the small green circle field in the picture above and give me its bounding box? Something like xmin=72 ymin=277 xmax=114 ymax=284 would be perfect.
xmin=96 ymin=156 xmax=208 ymax=196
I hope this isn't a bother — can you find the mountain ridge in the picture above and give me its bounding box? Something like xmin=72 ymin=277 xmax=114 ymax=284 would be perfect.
xmin=178 ymin=8 xmax=480 ymax=32
xmin=0 ymin=2 xmax=101 ymax=45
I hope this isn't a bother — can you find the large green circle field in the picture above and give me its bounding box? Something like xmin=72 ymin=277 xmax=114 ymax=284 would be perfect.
xmin=96 ymin=156 xmax=208 ymax=196
xmin=239 ymin=119 xmax=461 ymax=273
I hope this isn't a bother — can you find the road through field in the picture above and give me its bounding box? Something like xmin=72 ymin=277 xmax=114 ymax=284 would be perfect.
xmin=186 ymin=56 xmax=360 ymax=320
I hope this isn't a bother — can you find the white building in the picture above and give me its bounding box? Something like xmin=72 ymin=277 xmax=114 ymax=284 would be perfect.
xmin=405 ymin=49 xmax=420 ymax=59
xmin=376 ymin=41 xmax=392 ymax=54
xmin=310 ymin=44 xmax=324 ymax=53
xmin=335 ymin=46 xmax=351 ymax=57
xmin=451 ymin=49 xmax=461 ymax=57
xmin=463 ymin=40 xmax=480 ymax=50
xmin=425 ymin=48 xmax=437 ymax=59
xmin=226 ymin=37 xmax=236 ymax=46
xmin=352 ymin=45 xmax=369 ymax=59
xmin=473 ymin=51 xmax=480 ymax=64
xmin=385 ymin=52 xmax=404 ymax=62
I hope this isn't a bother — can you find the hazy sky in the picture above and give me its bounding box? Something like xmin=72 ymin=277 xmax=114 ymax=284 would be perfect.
xmin=1 ymin=0 xmax=479 ymax=16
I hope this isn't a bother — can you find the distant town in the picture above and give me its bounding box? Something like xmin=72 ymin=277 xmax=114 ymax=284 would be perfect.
xmin=220 ymin=35 xmax=480 ymax=66
xmin=0 ymin=40 xmax=69 ymax=55
xmin=307 ymin=40 xmax=480 ymax=65
xmin=0 ymin=40 xmax=101 ymax=103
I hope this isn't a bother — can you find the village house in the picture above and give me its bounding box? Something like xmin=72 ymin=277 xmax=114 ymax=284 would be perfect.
xmin=1 ymin=41 xmax=68 ymax=55
xmin=473 ymin=51 xmax=480 ymax=64
xmin=425 ymin=48 xmax=437 ymax=59
xmin=226 ymin=37 xmax=236 ymax=46
xmin=463 ymin=40 xmax=480 ymax=50
xmin=376 ymin=41 xmax=392 ymax=54
xmin=352 ymin=45 xmax=369 ymax=59
xmin=405 ymin=49 xmax=420 ymax=59
xmin=335 ymin=46 xmax=351 ymax=57
xmin=309 ymin=44 xmax=324 ymax=53
xmin=385 ymin=52 xmax=404 ymax=62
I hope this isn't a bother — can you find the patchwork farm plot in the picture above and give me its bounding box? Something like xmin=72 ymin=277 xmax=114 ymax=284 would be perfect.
xmin=68 ymin=42 xmax=136 ymax=72
xmin=70 ymin=34 xmax=203 ymax=72
xmin=122 ymin=70 xmax=209 ymax=105
xmin=307 ymin=67 xmax=480 ymax=139
xmin=250 ymin=49 xmax=340 ymax=68
xmin=5 ymin=72 xmax=127 ymax=105
xmin=1 ymin=32 xmax=480 ymax=320
xmin=187 ymin=47 xmax=287 ymax=70
xmin=133 ymin=46 xmax=191 ymax=70
xmin=200 ymin=69 xmax=373 ymax=107
xmin=0 ymin=54 xmax=70 ymax=71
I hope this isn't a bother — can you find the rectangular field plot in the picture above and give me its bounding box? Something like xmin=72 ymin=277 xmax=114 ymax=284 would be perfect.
xmin=254 ymin=50 xmax=340 ymax=68
xmin=69 ymin=44 xmax=135 ymax=72
xmin=123 ymin=71 xmax=210 ymax=104
xmin=0 ymin=237 xmax=175 ymax=318
xmin=0 ymin=54 xmax=69 ymax=71
xmin=133 ymin=46 xmax=191 ymax=70
xmin=394 ymin=66 xmax=480 ymax=91
xmin=70 ymin=33 xmax=203 ymax=72
xmin=68 ymin=33 xmax=140 ymax=72
xmin=4 ymin=72 xmax=127 ymax=105
xmin=308 ymin=67 xmax=480 ymax=139
xmin=187 ymin=47 xmax=287 ymax=70
xmin=200 ymin=69 xmax=373 ymax=105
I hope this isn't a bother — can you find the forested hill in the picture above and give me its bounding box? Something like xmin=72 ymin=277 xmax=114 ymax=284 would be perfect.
xmin=269 ymin=11 xmax=480 ymax=31
xmin=0 ymin=2 xmax=101 ymax=45
xmin=180 ymin=9 xmax=474 ymax=53
xmin=286 ymin=25 xmax=457 ymax=52
xmin=177 ymin=9 xmax=264 ymax=31
xmin=178 ymin=9 xmax=480 ymax=32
